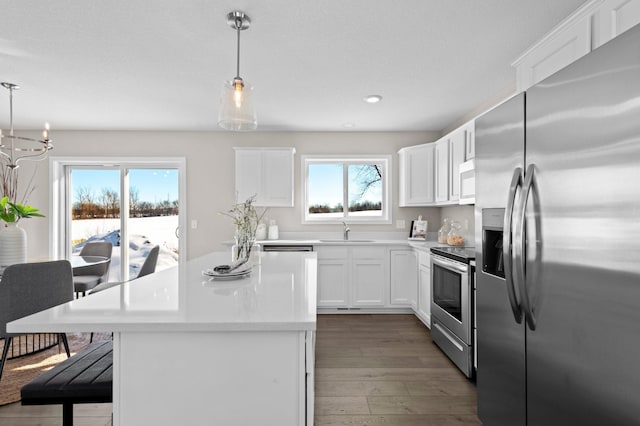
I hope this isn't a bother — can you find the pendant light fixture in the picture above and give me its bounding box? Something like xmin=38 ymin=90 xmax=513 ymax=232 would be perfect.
xmin=0 ymin=82 xmax=52 ymax=169
xmin=218 ymin=10 xmax=257 ymax=131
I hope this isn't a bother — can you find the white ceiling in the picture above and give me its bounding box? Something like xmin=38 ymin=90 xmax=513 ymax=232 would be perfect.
xmin=0 ymin=0 xmax=586 ymax=132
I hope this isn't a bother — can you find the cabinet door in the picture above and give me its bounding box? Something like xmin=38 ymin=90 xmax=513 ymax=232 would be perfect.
xmin=389 ymin=250 xmax=418 ymax=307
xmin=593 ymin=0 xmax=640 ymax=48
xmin=262 ymin=149 xmax=294 ymax=207
xmin=418 ymin=263 xmax=431 ymax=327
xmin=513 ymin=15 xmax=591 ymax=91
xmin=464 ymin=121 xmax=475 ymax=160
xmin=235 ymin=149 xmax=262 ymax=203
xmin=398 ymin=145 xmax=434 ymax=206
xmin=317 ymin=260 xmax=349 ymax=307
xmin=351 ymin=259 xmax=386 ymax=307
xmin=435 ymin=138 xmax=449 ymax=203
xmin=448 ymin=130 xmax=465 ymax=202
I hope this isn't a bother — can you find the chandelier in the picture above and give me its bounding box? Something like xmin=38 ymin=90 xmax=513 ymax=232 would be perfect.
xmin=0 ymin=82 xmax=52 ymax=169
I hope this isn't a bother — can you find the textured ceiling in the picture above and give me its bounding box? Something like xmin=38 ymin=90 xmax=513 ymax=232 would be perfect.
xmin=0 ymin=0 xmax=587 ymax=132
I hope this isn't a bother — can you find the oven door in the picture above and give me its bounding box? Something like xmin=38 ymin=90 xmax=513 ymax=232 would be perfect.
xmin=431 ymin=254 xmax=471 ymax=344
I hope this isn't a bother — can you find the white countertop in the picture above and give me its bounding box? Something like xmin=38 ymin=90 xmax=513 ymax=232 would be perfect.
xmin=8 ymin=251 xmax=317 ymax=334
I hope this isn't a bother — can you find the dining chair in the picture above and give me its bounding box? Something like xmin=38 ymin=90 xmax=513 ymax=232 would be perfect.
xmin=0 ymin=260 xmax=73 ymax=382
xmin=88 ymin=246 xmax=160 ymax=343
xmin=89 ymin=245 xmax=160 ymax=295
xmin=73 ymin=242 xmax=112 ymax=298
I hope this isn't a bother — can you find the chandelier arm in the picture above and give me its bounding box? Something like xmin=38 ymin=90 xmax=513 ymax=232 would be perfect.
xmin=8 ymin=86 xmax=14 ymax=135
xmin=0 ymin=82 xmax=52 ymax=170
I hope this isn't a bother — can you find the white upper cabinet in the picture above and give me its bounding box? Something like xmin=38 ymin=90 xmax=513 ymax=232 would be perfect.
xmin=448 ymin=129 xmax=466 ymax=202
xmin=513 ymin=12 xmax=592 ymax=91
xmin=592 ymin=0 xmax=640 ymax=48
xmin=513 ymin=0 xmax=640 ymax=91
xmin=435 ymin=138 xmax=450 ymax=203
xmin=235 ymin=147 xmax=295 ymax=207
xmin=398 ymin=144 xmax=435 ymax=206
xmin=398 ymin=121 xmax=474 ymax=207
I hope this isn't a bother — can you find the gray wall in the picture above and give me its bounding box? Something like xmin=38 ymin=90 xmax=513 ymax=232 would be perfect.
xmin=17 ymin=130 xmax=453 ymax=260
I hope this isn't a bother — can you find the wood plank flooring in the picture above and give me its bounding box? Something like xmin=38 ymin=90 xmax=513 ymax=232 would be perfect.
xmin=314 ymin=314 xmax=480 ymax=425
xmin=0 ymin=314 xmax=480 ymax=425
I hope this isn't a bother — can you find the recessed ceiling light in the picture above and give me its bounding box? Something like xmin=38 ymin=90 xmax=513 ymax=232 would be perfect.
xmin=342 ymin=122 xmax=356 ymax=128
xmin=363 ymin=95 xmax=382 ymax=103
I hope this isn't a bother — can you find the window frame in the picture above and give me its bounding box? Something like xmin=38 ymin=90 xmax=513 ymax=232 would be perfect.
xmin=301 ymin=155 xmax=392 ymax=224
xmin=49 ymin=156 xmax=187 ymax=280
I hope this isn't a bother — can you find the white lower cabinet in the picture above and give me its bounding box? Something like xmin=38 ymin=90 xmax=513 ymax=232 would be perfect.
xmin=316 ymin=246 xmax=386 ymax=309
xmin=352 ymin=259 xmax=386 ymax=306
xmin=416 ymin=251 xmax=431 ymax=328
xmin=317 ymin=258 xmax=349 ymax=307
xmin=389 ymin=249 xmax=418 ymax=308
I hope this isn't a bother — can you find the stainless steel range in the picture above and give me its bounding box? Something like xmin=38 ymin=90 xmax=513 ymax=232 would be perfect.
xmin=430 ymin=246 xmax=475 ymax=378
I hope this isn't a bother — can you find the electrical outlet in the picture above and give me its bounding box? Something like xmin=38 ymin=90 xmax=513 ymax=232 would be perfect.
xmin=396 ymin=219 xmax=405 ymax=229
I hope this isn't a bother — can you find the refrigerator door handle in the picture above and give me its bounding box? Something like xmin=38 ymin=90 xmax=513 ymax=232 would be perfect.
xmin=503 ymin=167 xmax=523 ymax=324
xmin=515 ymin=164 xmax=537 ymax=330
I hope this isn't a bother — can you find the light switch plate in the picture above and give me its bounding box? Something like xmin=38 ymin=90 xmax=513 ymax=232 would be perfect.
xmin=191 ymin=219 xmax=198 ymax=229
xmin=396 ymin=219 xmax=405 ymax=229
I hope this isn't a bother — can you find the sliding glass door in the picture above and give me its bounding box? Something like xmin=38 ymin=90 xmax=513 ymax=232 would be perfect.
xmin=52 ymin=158 xmax=186 ymax=282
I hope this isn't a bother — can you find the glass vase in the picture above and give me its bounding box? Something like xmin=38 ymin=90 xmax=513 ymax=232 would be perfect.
xmin=232 ymin=228 xmax=256 ymax=262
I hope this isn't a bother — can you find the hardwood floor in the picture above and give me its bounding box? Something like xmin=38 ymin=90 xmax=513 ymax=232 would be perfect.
xmin=0 ymin=314 xmax=480 ymax=425
xmin=314 ymin=314 xmax=480 ymax=425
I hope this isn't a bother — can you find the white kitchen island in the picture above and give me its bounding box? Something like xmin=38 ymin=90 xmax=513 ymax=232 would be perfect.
xmin=8 ymin=251 xmax=317 ymax=426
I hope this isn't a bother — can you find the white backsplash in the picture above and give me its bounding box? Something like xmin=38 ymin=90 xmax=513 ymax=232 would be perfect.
xmin=439 ymin=205 xmax=476 ymax=246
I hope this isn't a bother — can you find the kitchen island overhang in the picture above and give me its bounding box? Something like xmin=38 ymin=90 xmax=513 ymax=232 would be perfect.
xmin=8 ymin=251 xmax=318 ymax=426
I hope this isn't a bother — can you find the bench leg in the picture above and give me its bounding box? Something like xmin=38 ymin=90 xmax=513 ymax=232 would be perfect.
xmin=63 ymin=402 xmax=74 ymax=426
xmin=59 ymin=333 xmax=71 ymax=358
xmin=0 ymin=337 xmax=12 ymax=382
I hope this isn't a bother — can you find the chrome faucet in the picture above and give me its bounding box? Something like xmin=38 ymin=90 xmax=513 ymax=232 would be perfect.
xmin=342 ymin=221 xmax=350 ymax=240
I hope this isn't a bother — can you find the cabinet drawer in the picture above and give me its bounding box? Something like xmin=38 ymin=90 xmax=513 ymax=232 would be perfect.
xmin=351 ymin=246 xmax=386 ymax=260
xmin=315 ymin=246 xmax=349 ymax=259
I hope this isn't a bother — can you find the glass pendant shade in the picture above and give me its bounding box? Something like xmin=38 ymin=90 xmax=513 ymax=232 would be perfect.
xmin=218 ymin=78 xmax=257 ymax=131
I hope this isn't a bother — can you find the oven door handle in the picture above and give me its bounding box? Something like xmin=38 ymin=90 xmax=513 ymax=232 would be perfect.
xmin=515 ymin=164 xmax=537 ymax=330
xmin=503 ymin=167 xmax=523 ymax=324
xmin=431 ymin=255 xmax=468 ymax=274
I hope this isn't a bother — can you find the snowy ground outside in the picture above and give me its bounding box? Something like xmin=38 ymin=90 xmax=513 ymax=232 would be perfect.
xmin=72 ymin=215 xmax=179 ymax=281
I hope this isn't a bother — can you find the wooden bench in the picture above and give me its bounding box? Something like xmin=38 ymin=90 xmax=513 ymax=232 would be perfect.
xmin=21 ymin=340 xmax=113 ymax=426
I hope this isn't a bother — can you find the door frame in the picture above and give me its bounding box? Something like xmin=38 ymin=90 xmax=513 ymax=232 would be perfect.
xmin=49 ymin=156 xmax=187 ymax=278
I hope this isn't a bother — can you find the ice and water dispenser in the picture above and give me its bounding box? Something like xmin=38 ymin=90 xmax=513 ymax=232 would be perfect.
xmin=482 ymin=209 xmax=505 ymax=278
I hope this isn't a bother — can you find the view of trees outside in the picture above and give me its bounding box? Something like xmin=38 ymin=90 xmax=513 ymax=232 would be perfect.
xmin=70 ymin=168 xmax=179 ymax=281
xmin=308 ymin=163 xmax=383 ymax=217
xmin=72 ymin=186 xmax=178 ymax=219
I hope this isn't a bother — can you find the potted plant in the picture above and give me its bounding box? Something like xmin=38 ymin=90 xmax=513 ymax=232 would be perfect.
xmin=0 ymin=196 xmax=44 ymax=223
xmin=0 ymin=197 xmax=44 ymax=268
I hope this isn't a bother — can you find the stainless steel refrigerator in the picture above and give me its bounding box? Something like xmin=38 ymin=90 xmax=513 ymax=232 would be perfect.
xmin=474 ymin=23 xmax=640 ymax=425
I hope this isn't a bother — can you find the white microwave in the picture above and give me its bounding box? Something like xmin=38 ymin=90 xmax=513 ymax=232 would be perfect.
xmin=459 ymin=159 xmax=475 ymax=205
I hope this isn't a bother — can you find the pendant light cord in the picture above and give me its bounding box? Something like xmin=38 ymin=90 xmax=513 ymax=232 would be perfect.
xmin=235 ymin=18 xmax=242 ymax=79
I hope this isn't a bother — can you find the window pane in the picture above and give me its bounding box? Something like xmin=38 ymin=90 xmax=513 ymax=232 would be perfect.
xmin=348 ymin=164 xmax=383 ymax=217
xmin=70 ymin=169 xmax=121 ymax=280
xmin=127 ymin=169 xmax=179 ymax=280
xmin=308 ymin=164 xmax=344 ymax=218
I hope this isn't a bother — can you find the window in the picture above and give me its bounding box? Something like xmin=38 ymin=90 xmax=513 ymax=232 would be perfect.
xmin=302 ymin=156 xmax=391 ymax=224
xmin=51 ymin=157 xmax=186 ymax=281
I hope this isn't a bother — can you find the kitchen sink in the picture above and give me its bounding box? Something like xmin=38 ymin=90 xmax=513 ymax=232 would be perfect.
xmin=318 ymin=239 xmax=375 ymax=243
